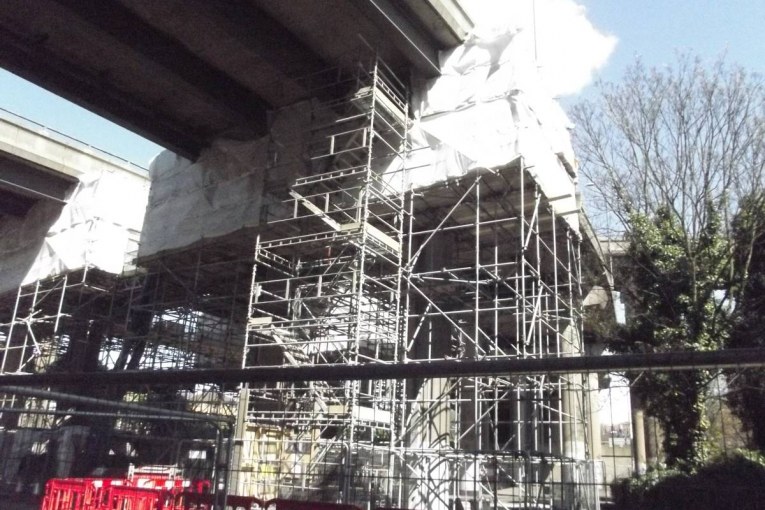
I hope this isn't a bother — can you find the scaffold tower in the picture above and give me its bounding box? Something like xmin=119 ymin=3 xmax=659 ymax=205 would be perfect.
xmin=400 ymin=163 xmax=591 ymax=509
xmin=241 ymin=57 xmax=409 ymax=504
xmin=238 ymin=56 xmax=594 ymax=509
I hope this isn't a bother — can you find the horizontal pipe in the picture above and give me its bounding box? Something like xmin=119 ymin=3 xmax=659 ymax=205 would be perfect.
xmin=0 ymin=349 xmax=764 ymax=389
xmin=1 ymin=385 xmax=233 ymax=423
xmin=0 ymin=177 xmax=69 ymax=204
xmin=0 ymin=407 xmax=205 ymax=423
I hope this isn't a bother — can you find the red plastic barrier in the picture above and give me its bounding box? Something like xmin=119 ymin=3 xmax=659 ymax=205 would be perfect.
xmin=40 ymin=476 xmax=266 ymax=510
xmin=41 ymin=479 xmax=75 ymax=510
xmin=40 ymin=479 xmax=87 ymax=510
xmin=40 ymin=478 xmax=125 ymax=510
xmin=107 ymin=484 xmax=166 ymax=510
xmin=43 ymin=477 xmax=381 ymax=510
xmin=40 ymin=476 xmax=212 ymax=510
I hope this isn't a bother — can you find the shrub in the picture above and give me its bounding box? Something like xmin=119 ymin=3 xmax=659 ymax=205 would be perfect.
xmin=612 ymin=451 xmax=765 ymax=510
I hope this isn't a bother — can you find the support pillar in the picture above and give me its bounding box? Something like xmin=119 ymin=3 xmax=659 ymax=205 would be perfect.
xmin=630 ymin=392 xmax=647 ymax=475
xmin=645 ymin=414 xmax=659 ymax=466
xmin=561 ymin=324 xmax=586 ymax=459
xmin=588 ymin=372 xmax=602 ymax=461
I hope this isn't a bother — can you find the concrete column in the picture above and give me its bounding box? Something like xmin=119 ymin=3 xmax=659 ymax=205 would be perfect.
xmin=630 ymin=393 xmax=647 ymax=475
xmin=645 ymin=415 xmax=660 ymax=466
xmin=406 ymin=235 xmax=457 ymax=509
xmin=407 ymin=377 xmax=452 ymax=510
xmin=230 ymin=387 xmax=249 ymax=496
xmin=55 ymin=425 xmax=89 ymax=477
xmin=584 ymin=342 xmax=606 ymax=463
xmin=561 ymin=324 xmax=586 ymax=460
xmin=588 ymin=372 xmax=602 ymax=461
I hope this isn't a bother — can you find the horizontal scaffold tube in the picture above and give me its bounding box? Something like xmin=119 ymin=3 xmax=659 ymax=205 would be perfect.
xmin=1 ymin=349 xmax=764 ymax=388
xmin=1 ymin=385 xmax=234 ymax=423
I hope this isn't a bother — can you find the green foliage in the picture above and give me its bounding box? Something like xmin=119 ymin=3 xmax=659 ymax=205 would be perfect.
xmin=612 ymin=205 xmax=728 ymax=467
xmin=617 ymin=205 xmax=728 ymax=354
xmin=613 ymin=450 xmax=765 ymax=510
xmin=573 ymin=54 xmax=765 ymax=467
xmin=727 ymin=193 xmax=765 ymax=451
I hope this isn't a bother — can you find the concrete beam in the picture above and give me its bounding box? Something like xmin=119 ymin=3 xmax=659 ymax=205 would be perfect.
xmin=121 ymin=0 xmax=336 ymax=106
xmin=0 ymin=187 xmax=37 ymax=217
xmin=0 ymin=24 xmax=206 ymax=158
xmin=0 ymin=110 xmax=147 ymax=181
xmin=401 ymin=0 xmax=473 ymax=47
xmin=206 ymin=0 xmax=329 ymax=82
xmin=356 ymin=0 xmax=442 ymax=75
xmin=0 ymin=0 xmax=472 ymax=156
xmin=0 ymin=156 xmax=74 ymax=203
xmin=54 ymin=0 xmax=270 ymax=128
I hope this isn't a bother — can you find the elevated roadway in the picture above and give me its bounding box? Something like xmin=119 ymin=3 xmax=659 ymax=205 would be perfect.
xmin=0 ymin=0 xmax=472 ymax=158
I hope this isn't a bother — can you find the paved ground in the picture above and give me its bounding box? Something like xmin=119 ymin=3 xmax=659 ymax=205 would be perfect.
xmin=3 ymin=495 xmax=39 ymax=510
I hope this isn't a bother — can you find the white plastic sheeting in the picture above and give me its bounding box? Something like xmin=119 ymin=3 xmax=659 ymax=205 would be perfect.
xmin=0 ymin=160 xmax=149 ymax=294
xmin=138 ymin=100 xmax=328 ymax=258
xmin=139 ymin=25 xmax=580 ymax=258
xmin=138 ymin=139 xmax=269 ymax=258
xmin=407 ymin=25 xmax=579 ymax=230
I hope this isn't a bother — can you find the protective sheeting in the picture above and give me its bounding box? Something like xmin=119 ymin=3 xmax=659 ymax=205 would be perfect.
xmin=138 ymin=140 xmax=268 ymax=258
xmin=138 ymin=100 xmax=327 ymax=258
xmin=407 ymin=24 xmax=579 ymax=230
xmin=0 ymin=161 xmax=149 ymax=294
xmin=139 ymin=25 xmax=580 ymax=258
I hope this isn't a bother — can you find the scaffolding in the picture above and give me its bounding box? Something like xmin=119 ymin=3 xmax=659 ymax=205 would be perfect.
xmin=0 ymin=265 xmax=130 ymax=379
xmin=240 ymin=57 xmax=409 ymax=504
xmin=125 ymin=242 xmax=253 ymax=374
xmin=0 ymin=242 xmax=251 ymax=378
xmin=0 ymin=245 xmax=249 ymax=492
xmin=0 ymin=267 xmax=124 ymax=424
xmin=400 ymin=164 xmax=591 ymax=509
xmin=237 ymin=58 xmax=593 ymax=509
xmin=0 ymin=55 xmax=596 ymax=508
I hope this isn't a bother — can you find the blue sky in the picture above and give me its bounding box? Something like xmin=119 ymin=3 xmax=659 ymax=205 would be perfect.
xmin=579 ymin=0 xmax=765 ymax=92
xmin=0 ymin=68 xmax=163 ymax=169
xmin=0 ymin=0 xmax=762 ymax=168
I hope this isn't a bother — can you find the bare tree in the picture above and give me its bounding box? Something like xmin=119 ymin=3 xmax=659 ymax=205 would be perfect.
xmin=573 ymin=55 xmax=765 ymax=237
xmin=570 ymin=55 xmax=765 ymax=467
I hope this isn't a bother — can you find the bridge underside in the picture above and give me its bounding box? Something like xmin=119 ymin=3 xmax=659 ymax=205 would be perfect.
xmin=0 ymin=0 xmax=471 ymax=158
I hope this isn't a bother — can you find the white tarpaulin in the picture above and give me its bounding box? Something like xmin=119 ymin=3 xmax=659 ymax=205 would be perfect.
xmin=139 ymin=25 xmax=581 ymax=258
xmin=407 ymin=24 xmax=579 ymax=230
xmin=0 ymin=163 xmax=149 ymax=294
xmin=137 ymin=139 xmax=269 ymax=258
xmin=138 ymin=100 xmax=326 ymax=259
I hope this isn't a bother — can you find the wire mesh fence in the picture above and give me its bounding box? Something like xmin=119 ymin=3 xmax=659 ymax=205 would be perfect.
xmin=0 ymin=363 xmax=761 ymax=509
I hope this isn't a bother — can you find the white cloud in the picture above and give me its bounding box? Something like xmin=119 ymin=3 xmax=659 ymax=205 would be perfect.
xmin=461 ymin=0 xmax=617 ymax=96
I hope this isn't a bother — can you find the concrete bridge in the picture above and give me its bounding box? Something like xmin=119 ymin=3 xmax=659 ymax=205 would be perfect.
xmin=0 ymin=0 xmax=472 ymax=158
